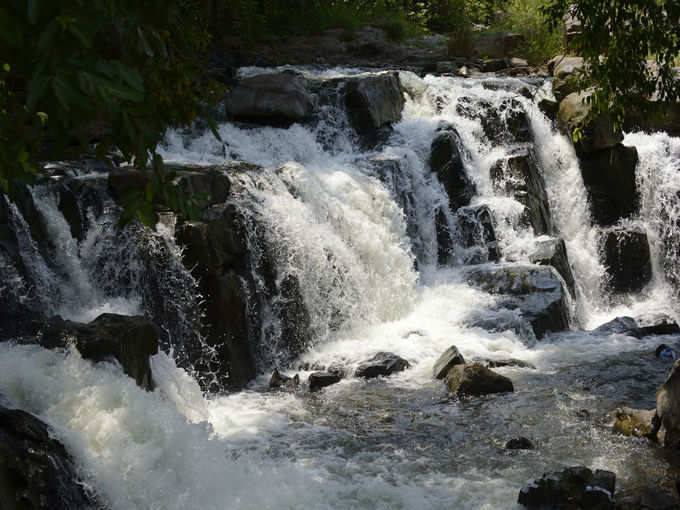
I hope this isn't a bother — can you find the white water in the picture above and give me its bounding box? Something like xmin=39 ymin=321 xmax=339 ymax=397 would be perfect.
xmin=2 ymin=70 xmax=680 ymax=509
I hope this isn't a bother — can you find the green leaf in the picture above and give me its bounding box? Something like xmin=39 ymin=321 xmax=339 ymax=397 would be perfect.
xmin=137 ymin=26 xmax=155 ymax=57
xmin=2 ymin=63 xmax=9 ymax=72
xmin=105 ymin=81 xmax=144 ymax=102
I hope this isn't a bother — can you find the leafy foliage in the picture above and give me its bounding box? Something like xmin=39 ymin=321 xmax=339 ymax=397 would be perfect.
xmin=543 ymin=0 xmax=680 ymax=129
xmin=0 ymin=0 xmax=220 ymax=224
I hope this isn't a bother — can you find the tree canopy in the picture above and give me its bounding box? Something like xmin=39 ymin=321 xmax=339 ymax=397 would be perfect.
xmin=543 ymin=0 xmax=680 ymax=128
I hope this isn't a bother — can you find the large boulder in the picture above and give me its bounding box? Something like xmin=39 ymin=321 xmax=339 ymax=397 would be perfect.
xmin=528 ymin=238 xmax=575 ymax=296
xmin=223 ymin=71 xmax=313 ymax=125
xmin=345 ymin=72 xmax=405 ymax=137
xmin=445 ymin=363 xmax=514 ymax=396
xmin=656 ymin=359 xmax=680 ymax=448
xmin=430 ymin=125 xmax=476 ymax=211
xmin=0 ymin=405 xmax=98 ymax=510
xmin=454 ymin=205 xmax=500 ymax=263
xmin=552 ymin=56 xmax=584 ymax=101
xmin=518 ymin=466 xmax=616 ymax=509
xmin=465 ymin=265 xmax=570 ymax=339
xmin=490 ymin=148 xmax=553 ymax=235
xmin=579 ymin=144 xmax=639 ymax=226
xmin=433 ymin=345 xmax=466 ymax=380
xmin=355 ymin=352 xmax=410 ymax=379
xmin=601 ymin=228 xmax=652 ymax=294
xmin=593 ymin=314 xmax=679 ymax=338
xmin=40 ymin=314 xmax=159 ymax=390
xmin=558 ymin=92 xmax=623 ymax=155
xmin=309 ymin=371 xmax=343 ymax=392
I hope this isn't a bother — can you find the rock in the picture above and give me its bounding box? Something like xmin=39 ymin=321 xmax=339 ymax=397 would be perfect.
xmin=456 ymin=97 xmax=530 ymax=146
xmin=558 ymin=92 xmax=623 ymax=155
xmin=454 ymin=205 xmax=500 ymax=263
xmin=435 ymin=61 xmax=455 ymax=73
xmin=473 ymin=31 xmax=524 ymax=58
xmin=309 ymin=371 xmax=343 ymax=392
xmin=456 ymin=65 xmax=469 ymax=78
xmin=430 ymin=125 xmax=476 ymax=211
xmin=465 ymin=264 xmax=570 ymax=339
xmin=656 ymin=345 xmax=676 ymax=360
xmin=433 ymin=345 xmax=466 ymax=380
xmin=480 ymin=59 xmax=509 ymax=72
xmin=490 ymin=148 xmax=553 ymax=235
xmin=579 ymin=144 xmax=639 ymax=226
xmin=0 ymin=405 xmax=98 ymax=510
xmin=529 ymin=238 xmax=575 ymax=296
xmin=593 ymin=315 xmax=679 ymax=339
xmin=40 ymin=313 xmax=159 ymax=390
xmin=505 ymin=437 xmax=535 ymax=450
xmin=518 ymin=466 xmax=616 ymax=510
xmin=436 ymin=206 xmax=455 ymax=266
xmin=223 ymin=71 xmax=313 ymax=125
xmin=656 ymin=359 xmax=680 ymax=448
xmin=445 ymin=363 xmax=514 ymax=396
xmin=477 ymin=358 xmax=536 ymax=369
xmin=624 ymin=101 xmax=680 ymax=138
xmin=552 ymin=56 xmax=584 ymax=101
xmin=269 ymin=369 xmax=300 ymax=391
xmin=345 ymin=72 xmax=405 ymax=137
xmin=510 ymin=57 xmax=529 ymax=68
xmin=601 ymin=228 xmax=652 ymax=294
xmin=612 ymin=407 xmax=658 ymax=439
xmin=355 ymin=352 xmax=410 ymax=379
xmin=538 ymin=97 xmax=559 ymax=120
xmin=176 ymin=202 xmax=256 ymax=391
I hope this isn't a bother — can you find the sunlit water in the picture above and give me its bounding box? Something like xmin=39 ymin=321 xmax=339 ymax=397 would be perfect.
xmin=1 ymin=69 xmax=679 ymax=509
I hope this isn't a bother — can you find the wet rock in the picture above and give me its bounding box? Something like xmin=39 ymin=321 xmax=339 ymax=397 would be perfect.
xmin=612 ymin=407 xmax=658 ymax=439
xmin=518 ymin=466 xmax=616 ymax=509
xmin=579 ymin=144 xmax=639 ymax=226
xmin=269 ymin=369 xmax=300 ymax=391
xmin=454 ymin=205 xmax=500 ymax=263
xmin=484 ymin=99 xmax=531 ymax=146
xmin=433 ymin=345 xmax=466 ymax=380
xmin=345 ymin=72 xmax=405 ymax=137
xmin=176 ymin=203 xmax=255 ymax=391
xmin=223 ymin=71 xmax=313 ymax=125
xmin=558 ymin=92 xmax=623 ymax=155
xmin=309 ymin=371 xmax=343 ymax=392
xmin=436 ymin=207 xmax=455 ymax=266
xmin=552 ymin=56 xmax=584 ymax=101
xmin=0 ymin=405 xmax=98 ymax=510
xmin=505 ymin=437 xmax=535 ymax=450
xmin=355 ymin=352 xmax=410 ymax=379
xmin=445 ymin=363 xmax=514 ymax=396
xmin=538 ymin=97 xmax=559 ymax=120
xmin=40 ymin=313 xmax=159 ymax=390
xmin=490 ymin=148 xmax=553 ymax=235
xmin=276 ymin=274 xmax=312 ymax=357
xmin=477 ymin=358 xmax=536 ymax=369
xmin=656 ymin=359 xmax=680 ymax=448
xmin=529 ymin=238 xmax=575 ymax=296
xmin=601 ymin=228 xmax=652 ymax=294
xmin=593 ymin=315 xmax=679 ymax=339
xmin=430 ymin=125 xmax=476 ymax=211
xmin=464 ymin=264 xmax=570 ymax=339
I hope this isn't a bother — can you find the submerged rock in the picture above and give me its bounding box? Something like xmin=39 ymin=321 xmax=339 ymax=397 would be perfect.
xmin=269 ymin=369 xmax=300 ymax=391
xmin=476 ymin=358 xmax=536 ymax=370
xmin=0 ymin=405 xmax=98 ymax=510
xmin=454 ymin=205 xmax=500 ymax=263
xmin=223 ymin=71 xmax=313 ymax=125
xmin=505 ymin=437 xmax=535 ymax=450
xmin=355 ymin=352 xmax=410 ymax=379
xmin=433 ymin=345 xmax=466 ymax=380
xmin=601 ymin=228 xmax=652 ymax=294
xmin=345 ymin=72 xmax=405 ymax=137
xmin=656 ymin=359 xmax=680 ymax=448
xmin=518 ymin=466 xmax=616 ymax=509
xmin=465 ymin=265 xmax=570 ymax=339
xmin=445 ymin=363 xmax=514 ymax=396
xmin=40 ymin=313 xmax=159 ymax=390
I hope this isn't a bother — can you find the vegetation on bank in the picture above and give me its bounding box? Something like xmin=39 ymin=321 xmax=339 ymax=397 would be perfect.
xmin=0 ymin=0 xmax=678 ymax=224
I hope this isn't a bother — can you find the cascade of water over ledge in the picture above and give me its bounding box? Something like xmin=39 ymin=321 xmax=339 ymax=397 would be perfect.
xmin=0 ymin=68 xmax=679 ymax=509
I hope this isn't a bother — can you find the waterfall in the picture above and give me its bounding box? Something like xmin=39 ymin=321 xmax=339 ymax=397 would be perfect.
xmin=1 ymin=68 xmax=680 ymax=510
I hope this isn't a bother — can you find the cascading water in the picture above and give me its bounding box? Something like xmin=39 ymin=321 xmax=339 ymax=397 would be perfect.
xmin=1 ymin=68 xmax=679 ymax=509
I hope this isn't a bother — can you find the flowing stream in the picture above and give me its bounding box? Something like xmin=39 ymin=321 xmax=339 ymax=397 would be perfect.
xmin=1 ymin=69 xmax=679 ymax=509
